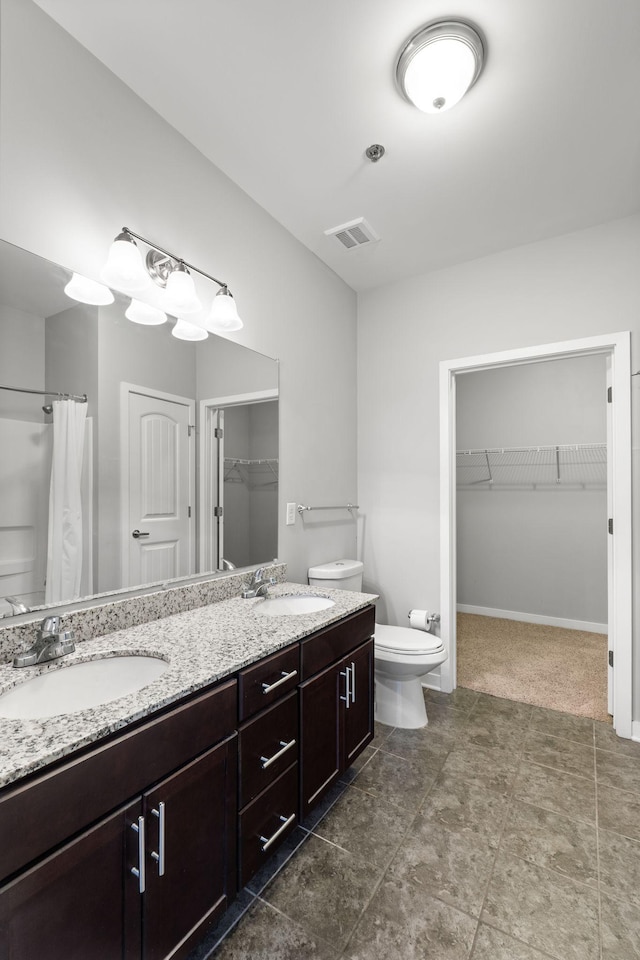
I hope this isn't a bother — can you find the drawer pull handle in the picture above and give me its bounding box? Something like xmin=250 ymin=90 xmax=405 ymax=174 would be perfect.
xmin=340 ymin=666 xmax=351 ymax=709
xmin=351 ymin=660 xmax=356 ymax=705
xmin=259 ymin=812 xmax=296 ymax=852
xmin=150 ymin=801 xmax=166 ymax=876
xmin=260 ymin=738 xmax=296 ymax=769
xmin=130 ymin=816 xmax=146 ymax=893
xmin=261 ymin=669 xmax=298 ymax=694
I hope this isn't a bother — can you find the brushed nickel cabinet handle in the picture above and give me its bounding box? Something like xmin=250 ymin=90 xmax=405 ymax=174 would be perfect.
xmin=150 ymin=801 xmax=166 ymax=876
xmin=339 ymin=667 xmax=351 ymax=708
xmin=259 ymin=813 xmax=296 ymax=852
xmin=261 ymin=669 xmax=298 ymax=694
xmin=260 ymin=738 xmax=296 ymax=769
xmin=351 ymin=661 xmax=356 ymax=704
xmin=130 ymin=816 xmax=146 ymax=893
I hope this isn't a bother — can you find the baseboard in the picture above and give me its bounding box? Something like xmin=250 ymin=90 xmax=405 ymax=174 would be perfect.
xmin=631 ymin=721 xmax=640 ymax=744
xmin=456 ymin=604 xmax=607 ymax=635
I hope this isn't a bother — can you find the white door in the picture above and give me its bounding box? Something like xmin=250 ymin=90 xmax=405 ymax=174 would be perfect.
xmin=126 ymin=390 xmax=194 ymax=588
xmin=605 ymin=358 xmax=614 ymax=716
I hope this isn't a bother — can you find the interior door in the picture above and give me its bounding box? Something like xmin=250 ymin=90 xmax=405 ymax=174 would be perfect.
xmin=605 ymin=357 xmax=614 ymax=717
xmin=126 ymin=389 xmax=194 ymax=588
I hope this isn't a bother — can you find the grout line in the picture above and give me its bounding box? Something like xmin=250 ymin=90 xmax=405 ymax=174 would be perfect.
xmin=252 ymin=895 xmax=339 ymax=955
xmin=593 ymin=722 xmax=604 ymax=960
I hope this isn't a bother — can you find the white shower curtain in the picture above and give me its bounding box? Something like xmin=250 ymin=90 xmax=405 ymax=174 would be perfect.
xmin=45 ymin=399 xmax=87 ymax=605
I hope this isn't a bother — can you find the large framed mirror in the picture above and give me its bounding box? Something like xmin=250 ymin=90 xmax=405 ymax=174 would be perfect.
xmin=0 ymin=239 xmax=279 ymax=618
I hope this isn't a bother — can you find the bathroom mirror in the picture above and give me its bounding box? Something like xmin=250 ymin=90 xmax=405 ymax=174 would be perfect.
xmin=0 ymin=238 xmax=279 ymax=617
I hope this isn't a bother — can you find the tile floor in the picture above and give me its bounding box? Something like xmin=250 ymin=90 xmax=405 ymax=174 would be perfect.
xmin=188 ymin=688 xmax=640 ymax=960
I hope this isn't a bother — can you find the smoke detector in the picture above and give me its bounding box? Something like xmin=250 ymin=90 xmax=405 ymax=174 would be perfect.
xmin=324 ymin=218 xmax=380 ymax=251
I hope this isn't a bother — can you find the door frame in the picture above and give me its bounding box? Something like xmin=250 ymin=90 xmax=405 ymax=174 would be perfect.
xmin=120 ymin=382 xmax=196 ymax=588
xmin=439 ymin=332 xmax=632 ymax=738
xmin=199 ymin=389 xmax=278 ymax=572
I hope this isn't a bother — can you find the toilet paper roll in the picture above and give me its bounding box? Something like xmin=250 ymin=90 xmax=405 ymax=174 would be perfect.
xmin=409 ymin=609 xmax=432 ymax=632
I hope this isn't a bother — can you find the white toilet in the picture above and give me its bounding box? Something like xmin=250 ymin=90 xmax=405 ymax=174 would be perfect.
xmin=307 ymin=559 xmax=447 ymax=729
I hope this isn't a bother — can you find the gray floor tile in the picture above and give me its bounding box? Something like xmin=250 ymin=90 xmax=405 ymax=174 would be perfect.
xmin=501 ymin=800 xmax=598 ymax=887
xmin=470 ymin=924 xmax=553 ymax=959
xmin=595 ymin=723 xmax=640 ymax=760
xmin=599 ymin=783 xmax=640 ymax=841
xmin=346 ymin=875 xmax=477 ymax=960
xmin=424 ymin=686 xmax=479 ymax=715
xmin=260 ymin=835 xmax=381 ymax=950
xmin=524 ymin=731 xmax=594 ymax=780
xmin=461 ymin=713 xmax=529 ymax=750
xmin=424 ymin=701 xmax=473 ymax=737
xmin=597 ymin=750 xmax=640 ymax=795
xmin=372 ymin=720 xmax=393 ymax=743
xmin=513 ymin=760 xmax=596 ymax=822
xmin=211 ymin=898 xmax=340 ymax=960
xmin=441 ymin=741 xmax=522 ymax=795
xmin=420 ymin=770 xmax=510 ymax=847
xmin=187 ymin=890 xmax=256 ymax=959
xmin=312 ymin=783 xmax=413 ymax=868
xmin=482 ymin=851 xmax=600 ymax=960
xmin=339 ymin=745 xmax=377 ymax=785
xmin=599 ymin=829 xmax=640 ymax=907
xmin=600 ymin=892 xmax=640 ymax=960
xmin=387 ymin=816 xmax=496 ymax=917
xmin=470 ymin=693 xmax=533 ymax=725
xmin=383 ymin=725 xmax=455 ymax=764
xmin=529 ymin=706 xmax=595 ymax=746
xmin=353 ymin=745 xmax=440 ymax=811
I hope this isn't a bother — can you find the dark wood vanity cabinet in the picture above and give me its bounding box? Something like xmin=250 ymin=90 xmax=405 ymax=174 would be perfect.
xmin=299 ymin=607 xmax=375 ymax=816
xmin=0 ymin=681 xmax=237 ymax=960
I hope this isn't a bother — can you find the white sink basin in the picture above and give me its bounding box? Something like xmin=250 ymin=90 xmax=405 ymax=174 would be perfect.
xmin=255 ymin=595 xmax=335 ymax=617
xmin=0 ymin=655 xmax=169 ymax=720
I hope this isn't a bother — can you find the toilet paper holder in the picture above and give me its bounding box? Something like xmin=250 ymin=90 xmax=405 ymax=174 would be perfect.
xmin=407 ymin=610 xmax=441 ymax=632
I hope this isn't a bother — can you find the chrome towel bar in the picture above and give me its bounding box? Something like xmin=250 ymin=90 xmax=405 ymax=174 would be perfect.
xmin=297 ymin=503 xmax=359 ymax=514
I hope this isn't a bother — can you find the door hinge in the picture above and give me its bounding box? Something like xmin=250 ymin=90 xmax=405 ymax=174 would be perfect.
xmin=607 ymin=386 xmax=612 ymax=403
xmin=213 ymin=506 xmax=223 ymax=518
xmin=608 ymin=518 xmax=613 ymax=535
xmin=609 ymin=650 xmax=614 ymax=668
xmin=188 ymin=424 xmax=196 ymax=437
xmin=214 ymin=427 xmax=223 ymax=439
xmin=188 ymin=506 xmax=191 ymax=518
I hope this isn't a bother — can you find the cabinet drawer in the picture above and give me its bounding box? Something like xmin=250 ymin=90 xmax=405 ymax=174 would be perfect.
xmin=239 ymin=692 xmax=298 ymax=807
xmin=238 ymin=644 xmax=300 ymax=720
xmin=238 ymin=762 xmax=298 ymax=888
xmin=0 ymin=679 xmax=237 ymax=885
xmin=300 ymin=606 xmax=375 ymax=680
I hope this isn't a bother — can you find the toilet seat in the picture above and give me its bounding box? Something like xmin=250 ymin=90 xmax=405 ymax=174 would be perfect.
xmin=374 ymin=623 xmax=443 ymax=656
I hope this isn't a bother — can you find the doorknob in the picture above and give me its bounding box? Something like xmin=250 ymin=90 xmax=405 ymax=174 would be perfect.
xmin=132 ymin=529 xmax=150 ymax=539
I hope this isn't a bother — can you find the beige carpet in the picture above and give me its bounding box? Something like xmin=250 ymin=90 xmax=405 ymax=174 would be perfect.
xmin=457 ymin=613 xmax=610 ymax=721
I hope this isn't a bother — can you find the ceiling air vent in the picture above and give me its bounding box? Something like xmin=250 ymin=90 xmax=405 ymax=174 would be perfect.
xmin=324 ymin=218 xmax=380 ymax=251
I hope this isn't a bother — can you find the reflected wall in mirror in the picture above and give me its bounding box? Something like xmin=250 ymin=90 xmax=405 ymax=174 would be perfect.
xmin=0 ymin=239 xmax=279 ymax=618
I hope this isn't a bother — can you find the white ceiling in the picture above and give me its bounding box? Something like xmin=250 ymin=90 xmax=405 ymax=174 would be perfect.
xmin=34 ymin=0 xmax=640 ymax=292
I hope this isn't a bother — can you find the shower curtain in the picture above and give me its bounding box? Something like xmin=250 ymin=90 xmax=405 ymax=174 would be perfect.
xmin=45 ymin=399 xmax=87 ymax=605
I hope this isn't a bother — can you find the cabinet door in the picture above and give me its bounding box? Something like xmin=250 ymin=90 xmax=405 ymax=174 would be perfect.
xmin=0 ymin=798 xmax=141 ymax=960
xmin=142 ymin=736 xmax=237 ymax=960
xmin=299 ymin=660 xmax=344 ymax=815
xmin=342 ymin=638 xmax=374 ymax=767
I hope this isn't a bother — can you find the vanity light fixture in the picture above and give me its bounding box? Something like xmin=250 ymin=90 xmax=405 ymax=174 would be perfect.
xmin=124 ymin=299 xmax=167 ymax=326
xmin=396 ymin=19 xmax=485 ymax=114
xmin=64 ymin=272 xmax=114 ymax=306
xmin=171 ymin=317 xmax=209 ymax=341
xmin=105 ymin=227 xmax=243 ymax=332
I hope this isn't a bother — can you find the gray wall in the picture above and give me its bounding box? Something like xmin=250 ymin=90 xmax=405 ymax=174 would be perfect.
xmin=0 ymin=0 xmax=358 ymax=587
xmin=358 ymin=215 xmax=640 ymax=713
xmin=456 ymin=355 xmax=607 ymax=625
xmin=0 ymin=306 xmax=45 ymax=420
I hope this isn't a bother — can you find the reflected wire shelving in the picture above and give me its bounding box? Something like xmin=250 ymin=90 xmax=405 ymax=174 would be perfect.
xmin=223 ymin=457 xmax=278 ymax=489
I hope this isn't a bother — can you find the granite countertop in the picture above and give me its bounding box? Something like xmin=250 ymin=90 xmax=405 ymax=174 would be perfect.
xmin=0 ymin=582 xmax=377 ymax=790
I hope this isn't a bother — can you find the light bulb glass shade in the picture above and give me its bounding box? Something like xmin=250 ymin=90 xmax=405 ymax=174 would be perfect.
xmin=171 ymin=317 xmax=208 ymax=341
xmin=64 ymin=272 xmax=114 ymax=305
xmin=397 ymin=20 xmax=484 ymax=114
xmin=125 ymin=299 xmax=167 ymax=326
xmin=100 ymin=233 xmax=151 ymax=294
xmin=207 ymin=287 xmax=243 ymax=332
xmin=163 ymin=266 xmax=202 ymax=315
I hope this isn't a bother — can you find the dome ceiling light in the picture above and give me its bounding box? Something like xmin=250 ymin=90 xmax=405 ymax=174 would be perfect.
xmin=396 ymin=19 xmax=485 ymax=114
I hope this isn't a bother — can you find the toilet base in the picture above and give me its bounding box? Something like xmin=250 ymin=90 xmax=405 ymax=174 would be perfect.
xmin=375 ymin=674 xmax=428 ymax=729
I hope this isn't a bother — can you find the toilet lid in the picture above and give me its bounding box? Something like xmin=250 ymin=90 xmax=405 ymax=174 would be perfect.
xmin=374 ymin=623 xmax=443 ymax=654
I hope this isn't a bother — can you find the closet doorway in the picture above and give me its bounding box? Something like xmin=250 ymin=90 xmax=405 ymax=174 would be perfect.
xmin=439 ymin=333 xmax=632 ymax=738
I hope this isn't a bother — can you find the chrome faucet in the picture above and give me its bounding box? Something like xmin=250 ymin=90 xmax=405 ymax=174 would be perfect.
xmin=13 ymin=616 xmax=76 ymax=668
xmin=242 ymin=567 xmax=276 ymax=599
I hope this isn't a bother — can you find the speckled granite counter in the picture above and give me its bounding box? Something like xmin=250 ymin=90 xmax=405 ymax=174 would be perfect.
xmin=0 ymin=582 xmax=377 ymax=790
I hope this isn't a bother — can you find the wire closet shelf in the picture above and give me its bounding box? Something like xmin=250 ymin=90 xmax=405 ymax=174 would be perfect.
xmin=223 ymin=457 xmax=278 ymax=488
xmin=456 ymin=443 xmax=607 ymax=489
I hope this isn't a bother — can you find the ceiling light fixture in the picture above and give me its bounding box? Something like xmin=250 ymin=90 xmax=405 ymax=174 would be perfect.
xmin=103 ymin=227 xmax=243 ymax=332
xmin=125 ymin=299 xmax=167 ymax=326
xmin=396 ymin=19 xmax=485 ymax=114
xmin=171 ymin=317 xmax=208 ymax=341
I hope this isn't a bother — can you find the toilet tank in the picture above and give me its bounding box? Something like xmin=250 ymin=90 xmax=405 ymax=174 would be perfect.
xmin=308 ymin=559 xmax=363 ymax=592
